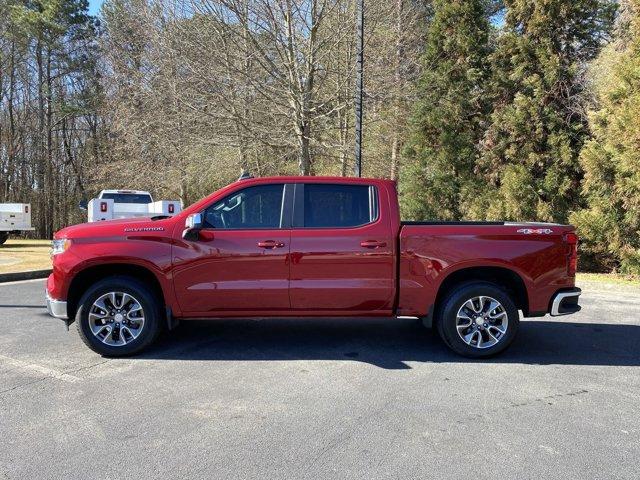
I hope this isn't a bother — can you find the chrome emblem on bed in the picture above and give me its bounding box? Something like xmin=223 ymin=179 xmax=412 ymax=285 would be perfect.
xmin=517 ymin=228 xmax=553 ymax=235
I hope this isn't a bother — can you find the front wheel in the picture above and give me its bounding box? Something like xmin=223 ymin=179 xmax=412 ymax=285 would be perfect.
xmin=437 ymin=282 xmax=519 ymax=358
xmin=0 ymin=232 xmax=8 ymax=245
xmin=76 ymin=276 xmax=162 ymax=356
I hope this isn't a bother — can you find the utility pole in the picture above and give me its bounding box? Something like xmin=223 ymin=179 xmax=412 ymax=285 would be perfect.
xmin=354 ymin=0 xmax=364 ymax=177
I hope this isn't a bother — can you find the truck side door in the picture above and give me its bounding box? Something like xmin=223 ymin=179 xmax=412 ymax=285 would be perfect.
xmin=172 ymin=183 xmax=292 ymax=315
xmin=288 ymin=182 xmax=395 ymax=314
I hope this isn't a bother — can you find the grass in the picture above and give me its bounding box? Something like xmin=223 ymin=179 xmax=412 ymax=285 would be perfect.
xmin=0 ymin=238 xmax=639 ymax=290
xmin=576 ymin=272 xmax=640 ymax=288
xmin=0 ymin=239 xmax=52 ymax=274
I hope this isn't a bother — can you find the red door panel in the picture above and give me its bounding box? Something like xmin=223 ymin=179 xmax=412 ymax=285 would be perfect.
xmin=172 ymin=182 xmax=292 ymax=315
xmin=288 ymin=183 xmax=395 ymax=314
xmin=289 ymin=229 xmax=394 ymax=312
xmin=172 ymin=230 xmax=291 ymax=314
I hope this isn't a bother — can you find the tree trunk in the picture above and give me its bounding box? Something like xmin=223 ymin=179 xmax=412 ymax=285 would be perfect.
xmin=179 ymin=177 xmax=189 ymax=207
xmin=390 ymin=0 xmax=404 ymax=181
xmin=239 ymin=0 xmax=251 ymax=175
xmin=0 ymin=49 xmax=4 ymax=199
xmin=45 ymin=46 xmax=54 ymax=237
xmin=297 ymin=121 xmax=312 ymax=175
xmin=36 ymin=38 xmax=46 ymax=237
xmin=7 ymin=41 xmax=17 ymax=201
xmin=339 ymin=112 xmax=349 ymax=176
xmin=62 ymin=113 xmax=86 ymax=198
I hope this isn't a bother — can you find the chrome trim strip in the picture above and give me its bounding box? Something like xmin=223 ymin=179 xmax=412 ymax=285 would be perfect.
xmin=550 ymin=290 xmax=581 ymax=316
xmin=46 ymin=293 xmax=68 ymax=319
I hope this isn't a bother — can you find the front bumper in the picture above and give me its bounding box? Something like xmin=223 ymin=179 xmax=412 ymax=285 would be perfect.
xmin=46 ymin=293 xmax=68 ymax=320
xmin=550 ymin=287 xmax=581 ymax=316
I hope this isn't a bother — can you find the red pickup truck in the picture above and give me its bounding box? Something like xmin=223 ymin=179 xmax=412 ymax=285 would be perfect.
xmin=46 ymin=176 xmax=581 ymax=358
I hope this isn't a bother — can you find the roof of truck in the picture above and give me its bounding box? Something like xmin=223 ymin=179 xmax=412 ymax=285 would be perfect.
xmin=236 ymin=176 xmax=395 ymax=184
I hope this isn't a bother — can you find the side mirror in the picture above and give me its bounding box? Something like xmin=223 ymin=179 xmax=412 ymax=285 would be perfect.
xmin=78 ymin=199 xmax=88 ymax=211
xmin=182 ymin=212 xmax=204 ymax=241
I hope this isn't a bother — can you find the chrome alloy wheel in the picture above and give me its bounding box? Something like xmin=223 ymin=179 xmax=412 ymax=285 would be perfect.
xmin=88 ymin=292 xmax=145 ymax=347
xmin=455 ymin=296 xmax=508 ymax=349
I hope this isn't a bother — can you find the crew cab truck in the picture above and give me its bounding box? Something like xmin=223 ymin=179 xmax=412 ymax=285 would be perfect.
xmin=46 ymin=176 xmax=581 ymax=358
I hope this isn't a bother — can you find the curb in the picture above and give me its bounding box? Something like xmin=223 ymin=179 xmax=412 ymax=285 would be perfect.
xmin=0 ymin=269 xmax=51 ymax=283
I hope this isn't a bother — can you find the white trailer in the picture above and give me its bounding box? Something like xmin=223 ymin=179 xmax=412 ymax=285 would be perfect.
xmin=86 ymin=190 xmax=181 ymax=223
xmin=0 ymin=203 xmax=35 ymax=245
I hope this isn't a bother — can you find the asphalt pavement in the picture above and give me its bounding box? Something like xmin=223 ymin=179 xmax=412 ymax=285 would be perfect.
xmin=1 ymin=279 xmax=639 ymax=479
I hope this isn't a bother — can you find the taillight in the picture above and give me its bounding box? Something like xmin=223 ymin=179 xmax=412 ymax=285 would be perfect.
xmin=100 ymin=202 xmax=108 ymax=213
xmin=168 ymin=204 xmax=175 ymax=214
xmin=564 ymin=232 xmax=578 ymax=276
xmin=25 ymin=205 xmax=29 ymax=213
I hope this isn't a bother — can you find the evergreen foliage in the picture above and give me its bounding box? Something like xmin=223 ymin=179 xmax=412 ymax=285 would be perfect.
xmin=402 ymin=0 xmax=492 ymax=220
xmin=570 ymin=0 xmax=640 ymax=274
xmin=473 ymin=0 xmax=616 ymax=222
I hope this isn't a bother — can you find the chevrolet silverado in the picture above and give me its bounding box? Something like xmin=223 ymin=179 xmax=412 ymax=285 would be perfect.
xmin=46 ymin=176 xmax=581 ymax=358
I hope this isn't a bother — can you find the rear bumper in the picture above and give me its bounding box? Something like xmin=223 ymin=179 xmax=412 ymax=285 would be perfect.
xmin=46 ymin=292 xmax=68 ymax=320
xmin=550 ymin=288 xmax=581 ymax=316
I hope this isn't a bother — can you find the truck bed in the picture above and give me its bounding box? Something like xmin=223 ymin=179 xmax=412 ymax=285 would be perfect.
xmin=397 ymin=221 xmax=575 ymax=317
xmin=402 ymin=221 xmax=505 ymax=226
xmin=401 ymin=221 xmax=564 ymax=226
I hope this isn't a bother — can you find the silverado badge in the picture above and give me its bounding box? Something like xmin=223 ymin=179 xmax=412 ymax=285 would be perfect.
xmin=124 ymin=227 xmax=165 ymax=232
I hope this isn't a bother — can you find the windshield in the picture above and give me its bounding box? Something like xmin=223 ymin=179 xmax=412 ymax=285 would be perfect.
xmin=100 ymin=193 xmax=152 ymax=204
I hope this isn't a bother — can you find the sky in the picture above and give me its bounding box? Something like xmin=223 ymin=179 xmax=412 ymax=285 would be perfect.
xmin=88 ymin=0 xmax=104 ymax=16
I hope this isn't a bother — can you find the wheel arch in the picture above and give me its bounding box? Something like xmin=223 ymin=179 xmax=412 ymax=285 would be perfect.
xmin=432 ymin=266 xmax=529 ymax=324
xmin=66 ymin=263 xmax=166 ymax=322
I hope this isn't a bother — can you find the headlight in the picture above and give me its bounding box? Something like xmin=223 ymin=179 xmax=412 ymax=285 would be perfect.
xmin=51 ymin=239 xmax=71 ymax=256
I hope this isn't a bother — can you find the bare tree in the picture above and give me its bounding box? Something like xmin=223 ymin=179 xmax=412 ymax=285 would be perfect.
xmin=0 ymin=0 xmax=101 ymax=237
xmin=97 ymin=0 xmax=426 ymax=206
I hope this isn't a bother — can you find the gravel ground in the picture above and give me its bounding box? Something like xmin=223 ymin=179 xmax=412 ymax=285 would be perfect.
xmin=0 ymin=279 xmax=639 ymax=480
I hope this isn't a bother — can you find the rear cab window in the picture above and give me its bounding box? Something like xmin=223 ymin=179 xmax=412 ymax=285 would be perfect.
xmin=301 ymin=184 xmax=379 ymax=228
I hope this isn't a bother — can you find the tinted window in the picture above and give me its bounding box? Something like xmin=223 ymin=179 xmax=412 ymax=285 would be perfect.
xmin=204 ymin=184 xmax=284 ymax=229
xmin=304 ymin=184 xmax=377 ymax=228
xmin=101 ymin=193 xmax=152 ymax=204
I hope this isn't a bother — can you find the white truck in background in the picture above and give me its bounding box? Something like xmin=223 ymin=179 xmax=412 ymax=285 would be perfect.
xmin=0 ymin=203 xmax=35 ymax=245
xmin=85 ymin=190 xmax=182 ymax=222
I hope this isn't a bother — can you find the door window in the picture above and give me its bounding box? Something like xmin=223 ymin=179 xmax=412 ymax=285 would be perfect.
xmin=303 ymin=184 xmax=378 ymax=228
xmin=203 ymin=184 xmax=285 ymax=229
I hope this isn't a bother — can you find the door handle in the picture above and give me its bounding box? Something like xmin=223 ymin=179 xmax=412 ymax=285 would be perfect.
xmin=258 ymin=240 xmax=285 ymax=249
xmin=360 ymin=240 xmax=387 ymax=248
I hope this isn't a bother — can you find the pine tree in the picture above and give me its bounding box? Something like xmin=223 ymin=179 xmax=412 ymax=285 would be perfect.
xmin=472 ymin=0 xmax=616 ymax=222
xmin=401 ymin=0 xmax=492 ymax=220
xmin=570 ymin=0 xmax=640 ymax=274
xmin=8 ymin=0 xmax=99 ymax=236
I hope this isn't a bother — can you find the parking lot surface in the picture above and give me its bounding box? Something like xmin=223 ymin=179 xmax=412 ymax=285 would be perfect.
xmin=1 ymin=279 xmax=639 ymax=479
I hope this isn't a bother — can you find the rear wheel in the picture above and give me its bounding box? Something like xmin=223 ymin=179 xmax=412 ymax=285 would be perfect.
xmin=437 ymin=281 xmax=519 ymax=358
xmin=76 ymin=276 xmax=162 ymax=356
xmin=0 ymin=233 xmax=8 ymax=245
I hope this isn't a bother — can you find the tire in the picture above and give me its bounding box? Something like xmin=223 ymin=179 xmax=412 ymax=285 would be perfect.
xmin=75 ymin=276 xmax=162 ymax=356
xmin=436 ymin=281 xmax=519 ymax=358
xmin=0 ymin=233 xmax=8 ymax=245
